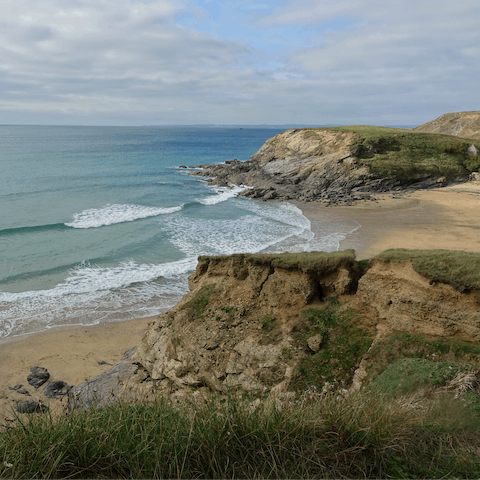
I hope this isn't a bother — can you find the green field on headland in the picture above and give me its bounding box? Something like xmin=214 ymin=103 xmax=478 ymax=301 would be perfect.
xmin=322 ymin=125 xmax=480 ymax=178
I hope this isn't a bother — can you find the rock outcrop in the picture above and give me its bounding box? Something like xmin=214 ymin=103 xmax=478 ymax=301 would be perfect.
xmin=189 ymin=128 xmax=463 ymax=204
xmin=413 ymin=111 xmax=480 ymax=140
xmin=73 ymin=253 xmax=480 ymax=407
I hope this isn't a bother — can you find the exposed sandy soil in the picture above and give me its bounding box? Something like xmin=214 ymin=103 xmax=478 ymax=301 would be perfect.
xmin=1 ymin=182 xmax=480 ymax=421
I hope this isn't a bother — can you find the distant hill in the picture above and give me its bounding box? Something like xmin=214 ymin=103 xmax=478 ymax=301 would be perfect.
xmin=413 ymin=111 xmax=480 ymax=140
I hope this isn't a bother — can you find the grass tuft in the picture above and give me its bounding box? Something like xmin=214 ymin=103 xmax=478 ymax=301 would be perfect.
xmin=375 ymin=248 xmax=480 ymax=291
xmin=186 ymin=284 xmax=216 ymax=318
xmin=199 ymin=250 xmax=358 ymax=277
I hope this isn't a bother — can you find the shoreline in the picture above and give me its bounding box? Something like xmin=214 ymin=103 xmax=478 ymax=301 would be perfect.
xmin=296 ymin=182 xmax=480 ymax=259
xmin=2 ymin=182 xmax=480 ymax=419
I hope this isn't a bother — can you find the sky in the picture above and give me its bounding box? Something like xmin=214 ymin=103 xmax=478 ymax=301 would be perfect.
xmin=0 ymin=0 xmax=479 ymax=126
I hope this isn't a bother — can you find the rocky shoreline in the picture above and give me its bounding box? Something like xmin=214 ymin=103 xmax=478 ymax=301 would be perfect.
xmin=187 ymin=128 xmax=469 ymax=205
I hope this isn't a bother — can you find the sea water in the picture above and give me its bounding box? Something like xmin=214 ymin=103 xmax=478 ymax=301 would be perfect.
xmin=0 ymin=126 xmax=356 ymax=339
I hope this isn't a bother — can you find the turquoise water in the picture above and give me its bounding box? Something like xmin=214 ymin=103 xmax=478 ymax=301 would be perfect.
xmin=0 ymin=126 xmax=353 ymax=338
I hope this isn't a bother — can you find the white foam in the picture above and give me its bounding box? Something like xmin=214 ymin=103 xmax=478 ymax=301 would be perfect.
xmin=0 ymin=257 xmax=196 ymax=302
xmin=162 ymin=199 xmax=314 ymax=258
xmin=0 ymin=257 xmax=196 ymax=338
xmin=196 ymin=185 xmax=251 ymax=206
xmin=233 ymin=199 xmax=311 ymax=231
xmin=65 ymin=203 xmax=183 ymax=228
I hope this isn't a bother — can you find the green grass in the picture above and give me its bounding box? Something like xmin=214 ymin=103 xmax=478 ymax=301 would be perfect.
xmin=372 ymin=358 xmax=469 ymax=396
xmin=375 ymin=248 xmax=480 ymax=291
xmin=290 ymin=298 xmax=373 ymax=391
xmin=365 ymin=332 xmax=480 ymax=385
xmin=199 ymin=250 xmax=358 ymax=276
xmin=186 ymin=284 xmax=216 ymax=318
xmin=310 ymin=126 xmax=480 ymax=178
xmin=2 ymin=392 xmax=480 ymax=479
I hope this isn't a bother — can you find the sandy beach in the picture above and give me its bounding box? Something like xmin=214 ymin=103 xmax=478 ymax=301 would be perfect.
xmin=0 ymin=318 xmax=152 ymax=420
xmin=2 ymin=182 xmax=480 ymax=420
xmin=297 ymin=182 xmax=480 ymax=259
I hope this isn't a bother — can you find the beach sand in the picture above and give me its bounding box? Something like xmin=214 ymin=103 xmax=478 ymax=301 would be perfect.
xmin=1 ymin=182 xmax=480 ymax=420
xmin=0 ymin=317 xmax=152 ymax=420
xmin=297 ymin=182 xmax=480 ymax=259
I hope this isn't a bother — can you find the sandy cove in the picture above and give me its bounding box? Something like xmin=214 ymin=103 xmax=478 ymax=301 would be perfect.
xmin=298 ymin=182 xmax=480 ymax=259
xmin=1 ymin=183 xmax=480 ymax=420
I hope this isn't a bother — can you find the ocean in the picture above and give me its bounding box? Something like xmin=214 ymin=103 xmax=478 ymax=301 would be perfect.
xmin=0 ymin=126 xmax=357 ymax=339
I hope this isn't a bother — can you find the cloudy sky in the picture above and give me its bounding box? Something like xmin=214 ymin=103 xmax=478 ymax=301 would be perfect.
xmin=1 ymin=0 xmax=479 ymax=126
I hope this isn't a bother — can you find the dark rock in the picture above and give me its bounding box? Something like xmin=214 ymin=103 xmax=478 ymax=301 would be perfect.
xmin=16 ymin=401 xmax=47 ymax=414
xmin=97 ymin=360 xmax=112 ymax=366
xmin=27 ymin=367 xmax=50 ymax=389
xmin=179 ymin=165 xmax=187 ymax=168
xmin=43 ymin=381 xmax=72 ymax=399
xmin=17 ymin=388 xmax=30 ymax=396
xmin=8 ymin=384 xmax=23 ymax=391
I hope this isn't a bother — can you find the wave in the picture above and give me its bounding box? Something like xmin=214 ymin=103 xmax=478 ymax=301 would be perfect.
xmin=0 ymin=223 xmax=71 ymax=236
xmin=162 ymin=199 xmax=314 ymax=258
xmin=65 ymin=203 xmax=183 ymax=229
xmin=0 ymin=257 xmax=196 ymax=337
xmin=195 ymin=185 xmax=250 ymax=206
xmin=0 ymin=257 xmax=196 ymax=302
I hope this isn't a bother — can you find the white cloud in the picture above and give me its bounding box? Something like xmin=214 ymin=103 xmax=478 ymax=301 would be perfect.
xmin=0 ymin=0 xmax=478 ymax=125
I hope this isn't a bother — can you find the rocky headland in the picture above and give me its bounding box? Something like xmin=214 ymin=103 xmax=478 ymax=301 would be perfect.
xmin=189 ymin=126 xmax=480 ymax=204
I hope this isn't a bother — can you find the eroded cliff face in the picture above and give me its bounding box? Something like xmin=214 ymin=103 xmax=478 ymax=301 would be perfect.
xmin=413 ymin=111 xmax=480 ymax=140
xmin=353 ymin=259 xmax=480 ymax=341
xmin=120 ymin=255 xmax=358 ymax=403
xmin=71 ymin=256 xmax=480 ymax=406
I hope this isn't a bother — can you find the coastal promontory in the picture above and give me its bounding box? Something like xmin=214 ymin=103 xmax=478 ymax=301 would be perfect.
xmin=190 ymin=125 xmax=480 ymax=204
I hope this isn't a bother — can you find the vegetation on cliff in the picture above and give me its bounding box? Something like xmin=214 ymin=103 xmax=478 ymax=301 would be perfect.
xmin=199 ymin=249 xmax=357 ymax=274
xmin=290 ymin=298 xmax=373 ymax=391
xmin=375 ymin=248 xmax=480 ymax=291
xmin=322 ymin=125 xmax=480 ymax=177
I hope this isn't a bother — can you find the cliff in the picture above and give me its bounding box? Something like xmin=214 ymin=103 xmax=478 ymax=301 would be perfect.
xmin=413 ymin=111 xmax=480 ymax=140
xmin=71 ymin=250 xmax=480 ymax=408
xmin=189 ymin=126 xmax=480 ymax=204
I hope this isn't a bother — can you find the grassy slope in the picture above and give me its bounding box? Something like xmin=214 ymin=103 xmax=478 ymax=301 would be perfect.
xmin=375 ymin=248 xmax=480 ymax=291
xmin=313 ymin=125 xmax=480 ymax=178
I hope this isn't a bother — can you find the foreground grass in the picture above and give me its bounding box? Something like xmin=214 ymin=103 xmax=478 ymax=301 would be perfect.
xmin=2 ymin=391 xmax=480 ymax=479
xmin=375 ymin=248 xmax=480 ymax=291
xmin=320 ymin=126 xmax=480 ymax=177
